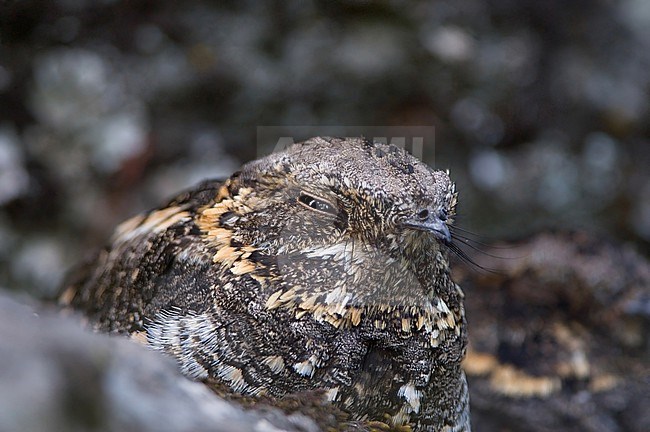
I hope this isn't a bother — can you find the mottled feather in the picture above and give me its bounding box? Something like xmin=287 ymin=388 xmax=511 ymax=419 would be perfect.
xmin=61 ymin=137 xmax=470 ymax=431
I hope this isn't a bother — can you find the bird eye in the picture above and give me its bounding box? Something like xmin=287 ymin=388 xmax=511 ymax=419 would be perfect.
xmin=297 ymin=192 xmax=338 ymax=216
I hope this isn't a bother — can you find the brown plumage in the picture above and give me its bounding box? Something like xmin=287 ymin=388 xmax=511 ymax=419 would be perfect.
xmin=60 ymin=137 xmax=471 ymax=431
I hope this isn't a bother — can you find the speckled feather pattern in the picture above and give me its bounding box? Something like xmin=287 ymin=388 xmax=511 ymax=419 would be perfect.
xmin=61 ymin=137 xmax=471 ymax=431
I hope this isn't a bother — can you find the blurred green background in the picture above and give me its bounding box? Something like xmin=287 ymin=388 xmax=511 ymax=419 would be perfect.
xmin=1 ymin=0 xmax=649 ymax=297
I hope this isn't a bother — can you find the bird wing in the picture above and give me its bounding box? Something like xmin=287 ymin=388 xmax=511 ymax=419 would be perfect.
xmin=59 ymin=179 xmax=226 ymax=333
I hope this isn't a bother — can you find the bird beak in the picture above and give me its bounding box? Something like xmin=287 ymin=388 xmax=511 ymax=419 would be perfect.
xmin=403 ymin=216 xmax=452 ymax=245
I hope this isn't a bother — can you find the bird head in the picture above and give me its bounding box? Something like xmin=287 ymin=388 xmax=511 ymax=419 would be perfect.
xmin=198 ymin=137 xmax=461 ymax=325
xmin=233 ymin=137 xmax=456 ymax=255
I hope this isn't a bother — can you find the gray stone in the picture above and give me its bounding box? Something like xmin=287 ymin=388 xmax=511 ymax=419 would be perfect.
xmin=0 ymin=292 xmax=319 ymax=432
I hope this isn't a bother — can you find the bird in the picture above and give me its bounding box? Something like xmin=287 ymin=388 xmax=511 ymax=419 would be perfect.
xmin=59 ymin=137 xmax=471 ymax=431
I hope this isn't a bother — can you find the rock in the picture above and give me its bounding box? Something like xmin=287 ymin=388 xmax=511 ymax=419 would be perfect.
xmin=0 ymin=291 xmax=319 ymax=432
xmin=455 ymin=231 xmax=650 ymax=432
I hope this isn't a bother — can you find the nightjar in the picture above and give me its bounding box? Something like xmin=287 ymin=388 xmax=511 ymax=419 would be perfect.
xmin=60 ymin=137 xmax=471 ymax=431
